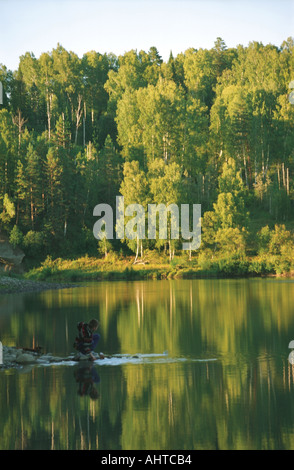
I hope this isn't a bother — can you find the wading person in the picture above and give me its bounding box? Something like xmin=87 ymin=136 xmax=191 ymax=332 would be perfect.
xmin=74 ymin=318 xmax=102 ymax=361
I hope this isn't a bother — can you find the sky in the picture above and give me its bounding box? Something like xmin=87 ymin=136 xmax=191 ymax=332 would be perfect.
xmin=0 ymin=0 xmax=293 ymax=71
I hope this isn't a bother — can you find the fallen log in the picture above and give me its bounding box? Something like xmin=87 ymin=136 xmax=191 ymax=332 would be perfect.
xmin=21 ymin=346 xmax=43 ymax=353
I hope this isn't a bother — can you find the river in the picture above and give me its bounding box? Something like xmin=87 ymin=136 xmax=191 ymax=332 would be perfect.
xmin=1 ymin=278 xmax=294 ymax=450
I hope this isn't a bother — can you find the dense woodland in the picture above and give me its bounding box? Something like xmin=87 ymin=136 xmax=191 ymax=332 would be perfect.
xmin=0 ymin=38 xmax=294 ymax=274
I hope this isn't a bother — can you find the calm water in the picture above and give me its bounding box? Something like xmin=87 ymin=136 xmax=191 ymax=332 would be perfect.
xmin=1 ymin=278 xmax=294 ymax=450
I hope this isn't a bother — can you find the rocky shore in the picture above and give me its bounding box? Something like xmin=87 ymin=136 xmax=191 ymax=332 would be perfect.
xmin=0 ymin=345 xmax=144 ymax=370
xmin=1 ymin=345 xmax=96 ymax=369
xmin=0 ymin=275 xmax=77 ymax=295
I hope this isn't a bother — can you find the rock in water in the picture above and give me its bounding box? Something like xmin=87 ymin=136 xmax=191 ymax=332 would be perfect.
xmin=15 ymin=353 xmax=37 ymax=364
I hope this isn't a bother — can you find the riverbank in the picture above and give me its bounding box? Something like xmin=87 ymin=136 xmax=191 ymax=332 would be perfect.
xmin=23 ymin=251 xmax=294 ymax=284
xmin=1 ymin=250 xmax=293 ymax=294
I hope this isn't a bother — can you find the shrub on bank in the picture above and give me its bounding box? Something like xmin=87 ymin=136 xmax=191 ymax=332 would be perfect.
xmin=25 ymin=234 xmax=294 ymax=283
xmin=215 ymin=253 xmax=249 ymax=276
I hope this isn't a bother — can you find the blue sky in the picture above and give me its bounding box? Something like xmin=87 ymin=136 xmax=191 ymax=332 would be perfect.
xmin=0 ymin=0 xmax=293 ymax=70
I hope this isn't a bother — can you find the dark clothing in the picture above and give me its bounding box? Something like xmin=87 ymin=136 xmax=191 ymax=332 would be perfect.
xmin=74 ymin=321 xmax=100 ymax=354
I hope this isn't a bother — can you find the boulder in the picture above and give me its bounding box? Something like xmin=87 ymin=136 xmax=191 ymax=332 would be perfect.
xmin=15 ymin=353 xmax=37 ymax=364
xmin=0 ymin=234 xmax=25 ymax=273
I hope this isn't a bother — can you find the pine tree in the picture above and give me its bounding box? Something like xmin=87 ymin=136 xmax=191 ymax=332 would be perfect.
xmin=54 ymin=113 xmax=71 ymax=149
xmin=26 ymin=143 xmax=43 ymax=229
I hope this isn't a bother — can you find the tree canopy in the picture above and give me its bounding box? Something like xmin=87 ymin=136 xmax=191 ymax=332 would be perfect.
xmin=0 ymin=38 xmax=293 ymax=266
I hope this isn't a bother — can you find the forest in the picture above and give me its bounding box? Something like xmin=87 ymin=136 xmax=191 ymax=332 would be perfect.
xmin=0 ymin=37 xmax=294 ymax=278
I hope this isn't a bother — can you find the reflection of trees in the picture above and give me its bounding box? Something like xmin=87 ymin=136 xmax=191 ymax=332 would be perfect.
xmin=2 ymin=279 xmax=294 ymax=449
xmin=119 ymin=361 xmax=224 ymax=449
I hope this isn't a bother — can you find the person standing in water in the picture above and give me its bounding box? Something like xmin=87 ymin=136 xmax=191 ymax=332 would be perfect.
xmin=74 ymin=318 xmax=103 ymax=360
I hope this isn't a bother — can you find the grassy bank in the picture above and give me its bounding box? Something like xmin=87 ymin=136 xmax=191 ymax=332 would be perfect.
xmin=23 ymin=250 xmax=294 ymax=283
xmin=25 ymin=253 xmax=173 ymax=282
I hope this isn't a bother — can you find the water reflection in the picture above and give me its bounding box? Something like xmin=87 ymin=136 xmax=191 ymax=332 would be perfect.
xmin=1 ymin=278 xmax=294 ymax=449
xmin=74 ymin=363 xmax=101 ymax=400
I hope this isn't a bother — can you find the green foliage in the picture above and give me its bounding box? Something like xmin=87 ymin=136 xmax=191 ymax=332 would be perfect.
xmin=256 ymin=225 xmax=271 ymax=254
xmin=253 ymin=224 xmax=294 ymax=274
xmin=22 ymin=230 xmax=45 ymax=259
xmin=215 ymin=227 xmax=247 ymax=254
xmin=97 ymin=237 xmax=113 ymax=258
xmin=216 ymin=253 xmax=249 ymax=276
xmin=9 ymin=224 xmax=23 ymax=248
xmin=0 ymin=40 xmax=293 ymax=275
xmin=268 ymin=224 xmax=293 ymax=255
xmin=0 ymin=193 xmax=15 ymax=230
